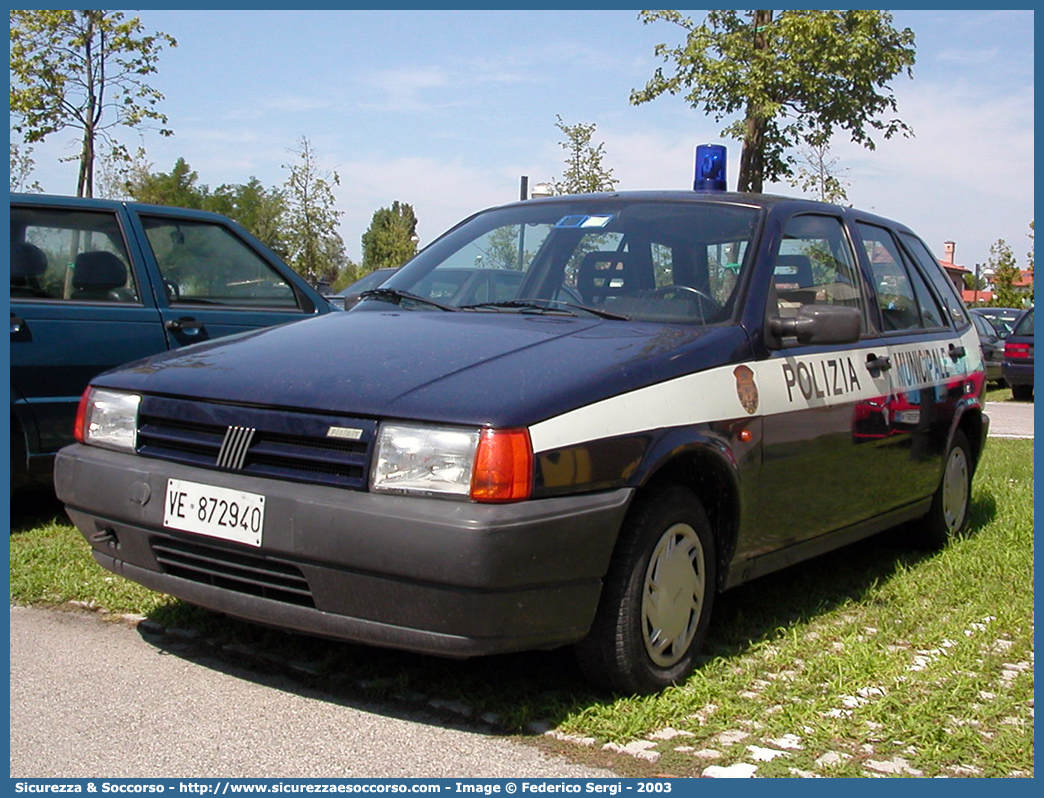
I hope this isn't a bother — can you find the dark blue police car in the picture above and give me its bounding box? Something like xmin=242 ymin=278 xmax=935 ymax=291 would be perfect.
xmin=55 ymin=151 xmax=989 ymax=694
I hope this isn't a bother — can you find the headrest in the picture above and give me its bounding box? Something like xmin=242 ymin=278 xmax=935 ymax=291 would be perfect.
xmin=73 ymin=251 xmax=128 ymax=290
xmin=10 ymin=242 xmax=48 ymax=279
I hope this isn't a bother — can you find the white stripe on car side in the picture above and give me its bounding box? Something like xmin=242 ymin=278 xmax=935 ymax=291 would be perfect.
xmin=528 ymin=327 xmax=981 ymax=454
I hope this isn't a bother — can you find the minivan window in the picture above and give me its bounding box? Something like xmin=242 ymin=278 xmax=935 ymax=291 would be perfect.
xmin=141 ymin=217 xmax=300 ymax=309
xmin=10 ymin=206 xmax=139 ymax=303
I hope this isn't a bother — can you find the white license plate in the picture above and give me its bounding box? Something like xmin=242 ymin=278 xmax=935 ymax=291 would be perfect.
xmin=163 ymin=478 xmax=265 ymax=547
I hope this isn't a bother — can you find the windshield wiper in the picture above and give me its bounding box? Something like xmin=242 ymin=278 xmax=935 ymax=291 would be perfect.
xmin=461 ymin=298 xmax=630 ymax=321
xmin=358 ymin=287 xmax=459 ymax=312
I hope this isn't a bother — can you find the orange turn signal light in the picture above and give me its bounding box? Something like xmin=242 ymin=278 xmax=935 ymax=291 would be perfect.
xmin=73 ymin=387 xmax=91 ymax=443
xmin=471 ymin=428 xmax=533 ymax=503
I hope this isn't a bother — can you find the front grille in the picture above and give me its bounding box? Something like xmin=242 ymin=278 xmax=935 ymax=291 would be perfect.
xmin=152 ymin=537 xmax=314 ymax=607
xmin=137 ymin=396 xmax=376 ymax=490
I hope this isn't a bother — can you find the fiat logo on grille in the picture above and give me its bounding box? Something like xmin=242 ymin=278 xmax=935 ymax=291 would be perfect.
xmin=216 ymin=426 xmax=256 ymax=470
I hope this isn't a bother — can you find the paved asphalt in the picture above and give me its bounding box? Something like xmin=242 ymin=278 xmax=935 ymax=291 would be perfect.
xmin=985 ymin=400 xmax=1034 ymax=439
xmin=9 ymin=606 xmax=615 ymax=779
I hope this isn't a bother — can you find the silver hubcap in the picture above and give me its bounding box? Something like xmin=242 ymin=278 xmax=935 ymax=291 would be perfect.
xmin=642 ymin=523 xmax=706 ymax=668
xmin=942 ymin=445 xmax=970 ymax=534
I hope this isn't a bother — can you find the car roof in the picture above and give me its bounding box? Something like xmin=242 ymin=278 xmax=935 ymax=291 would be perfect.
xmin=11 ymin=192 xmax=242 ymax=225
xmin=483 ymin=189 xmax=921 ymax=235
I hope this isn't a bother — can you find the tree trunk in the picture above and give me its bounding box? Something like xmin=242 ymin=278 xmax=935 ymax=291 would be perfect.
xmin=737 ymin=10 xmax=773 ymax=193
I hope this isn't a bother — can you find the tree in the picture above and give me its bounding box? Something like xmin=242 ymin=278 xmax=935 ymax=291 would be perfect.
xmin=125 ymin=156 xmax=208 ymax=209
xmin=9 ymin=143 xmax=43 ymax=193
xmin=214 ymin=178 xmax=289 ymax=260
xmin=282 ymin=137 xmax=346 ymax=285
xmin=550 ymin=115 xmax=619 ymax=195
xmin=631 ymin=10 xmax=916 ymax=193
xmin=786 ymin=139 xmax=850 ymax=204
xmin=988 ymin=239 xmax=1023 ymax=309
xmin=361 ymin=201 xmax=419 ymax=274
xmin=10 ymin=10 xmax=176 ymax=198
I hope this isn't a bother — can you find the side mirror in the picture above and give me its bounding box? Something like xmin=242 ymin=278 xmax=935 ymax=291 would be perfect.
xmin=768 ymin=305 xmax=862 ymax=348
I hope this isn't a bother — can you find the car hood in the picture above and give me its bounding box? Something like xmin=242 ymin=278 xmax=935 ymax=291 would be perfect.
xmin=96 ymin=308 xmax=752 ymax=428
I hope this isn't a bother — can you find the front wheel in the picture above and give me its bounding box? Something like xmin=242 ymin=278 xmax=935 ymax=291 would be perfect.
xmin=575 ymin=484 xmax=716 ymax=694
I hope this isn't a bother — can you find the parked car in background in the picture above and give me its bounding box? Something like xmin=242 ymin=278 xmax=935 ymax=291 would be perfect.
xmin=969 ymin=308 xmax=1007 ymax=384
xmin=973 ymin=306 xmax=1023 ymax=338
xmin=1002 ymin=306 xmax=1034 ymax=400
xmin=55 ymin=171 xmax=989 ymax=695
xmin=333 ymin=267 xmax=399 ymax=309
xmin=10 ymin=193 xmax=333 ymax=491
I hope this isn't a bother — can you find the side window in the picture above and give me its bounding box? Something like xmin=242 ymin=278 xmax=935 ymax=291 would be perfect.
xmin=772 ymin=214 xmax=864 ymax=323
xmin=140 ymin=216 xmax=300 ymax=309
xmin=900 ymin=233 xmax=970 ymax=328
xmin=10 ymin=206 xmax=139 ymax=303
xmin=859 ymin=223 xmax=947 ymax=333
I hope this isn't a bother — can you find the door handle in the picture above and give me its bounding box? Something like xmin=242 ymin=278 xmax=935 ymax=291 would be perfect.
xmin=948 ymin=343 xmax=966 ymax=360
xmin=10 ymin=312 xmax=25 ymax=334
xmin=165 ymin=316 xmax=203 ymax=336
xmin=865 ymin=353 xmax=891 ymax=375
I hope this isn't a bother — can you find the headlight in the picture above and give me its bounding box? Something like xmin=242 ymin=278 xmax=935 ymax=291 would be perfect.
xmin=372 ymin=424 xmax=480 ymax=497
xmin=371 ymin=423 xmax=533 ymax=502
xmin=74 ymin=387 xmax=140 ymax=453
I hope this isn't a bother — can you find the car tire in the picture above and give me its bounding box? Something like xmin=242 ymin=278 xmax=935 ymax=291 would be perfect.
xmin=915 ymin=429 xmax=973 ymax=549
xmin=1011 ymin=384 xmax=1033 ymax=401
xmin=575 ymin=483 xmax=715 ymax=695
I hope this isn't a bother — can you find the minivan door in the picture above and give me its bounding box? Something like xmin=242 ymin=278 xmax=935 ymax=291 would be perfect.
xmin=10 ymin=201 xmax=167 ymax=460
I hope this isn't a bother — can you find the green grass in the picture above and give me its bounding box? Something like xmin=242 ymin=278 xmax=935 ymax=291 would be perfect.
xmin=10 ymin=439 xmax=1033 ymax=777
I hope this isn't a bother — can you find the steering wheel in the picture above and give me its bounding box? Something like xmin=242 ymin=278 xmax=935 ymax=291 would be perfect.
xmin=162 ymin=278 xmax=180 ymax=303
xmin=642 ymin=285 xmax=720 ymax=319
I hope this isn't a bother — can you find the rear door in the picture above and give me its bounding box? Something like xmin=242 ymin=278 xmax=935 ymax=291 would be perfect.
xmin=10 ymin=200 xmax=168 ymax=458
xmin=857 ymin=223 xmax=973 ymax=507
xmin=125 ymin=208 xmax=325 ymax=348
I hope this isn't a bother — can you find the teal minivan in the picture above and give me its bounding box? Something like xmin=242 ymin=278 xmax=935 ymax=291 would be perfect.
xmin=10 ymin=193 xmax=333 ymax=490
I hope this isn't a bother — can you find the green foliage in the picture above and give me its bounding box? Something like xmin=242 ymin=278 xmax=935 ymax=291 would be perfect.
xmin=10 ymin=10 xmax=176 ymax=197
xmin=632 ymin=10 xmax=916 ymax=192
xmin=361 ymin=200 xmax=419 ymax=273
xmin=786 ymin=140 xmax=850 ymax=204
xmin=282 ymin=137 xmax=346 ymax=285
xmin=9 ymin=143 xmax=43 ymax=193
xmin=988 ymin=239 xmax=1024 ymax=308
xmin=550 ymin=115 xmax=619 ymax=195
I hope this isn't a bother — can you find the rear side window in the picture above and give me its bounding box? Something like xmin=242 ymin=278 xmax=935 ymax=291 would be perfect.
xmin=141 ymin=216 xmax=301 ymax=309
xmin=860 ymin=223 xmax=948 ymax=333
xmin=900 ymin=233 xmax=970 ymax=328
xmin=10 ymin=206 xmax=139 ymax=303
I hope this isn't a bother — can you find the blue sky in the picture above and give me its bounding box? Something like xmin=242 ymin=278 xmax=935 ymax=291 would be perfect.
xmin=17 ymin=9 xmax=1035 ymax=273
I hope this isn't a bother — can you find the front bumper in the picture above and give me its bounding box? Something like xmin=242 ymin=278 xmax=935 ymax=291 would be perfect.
xmin=55 ymin=445 xmax=633 ymax=656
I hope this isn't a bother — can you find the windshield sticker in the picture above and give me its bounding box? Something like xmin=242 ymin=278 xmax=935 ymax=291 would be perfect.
xmin=555 ymin=214 xmax=614 ymax=229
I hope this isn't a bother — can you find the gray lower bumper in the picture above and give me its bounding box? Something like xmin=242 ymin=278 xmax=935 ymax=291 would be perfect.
xmin=55 ymin=445 xmax=633 ymax=656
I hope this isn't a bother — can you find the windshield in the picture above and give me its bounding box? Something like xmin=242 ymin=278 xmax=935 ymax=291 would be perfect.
xmin=366 ymin=199 xmax=761 ymax=324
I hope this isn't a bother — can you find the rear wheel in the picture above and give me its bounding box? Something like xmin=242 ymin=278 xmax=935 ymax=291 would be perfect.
xmin=1011 ymin=384 xmax=1033 ymax=401
xmin=575 ymin=484 xmax=716 ymax=694
xmin=916 ymin=430 xmax=973 ymax=549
